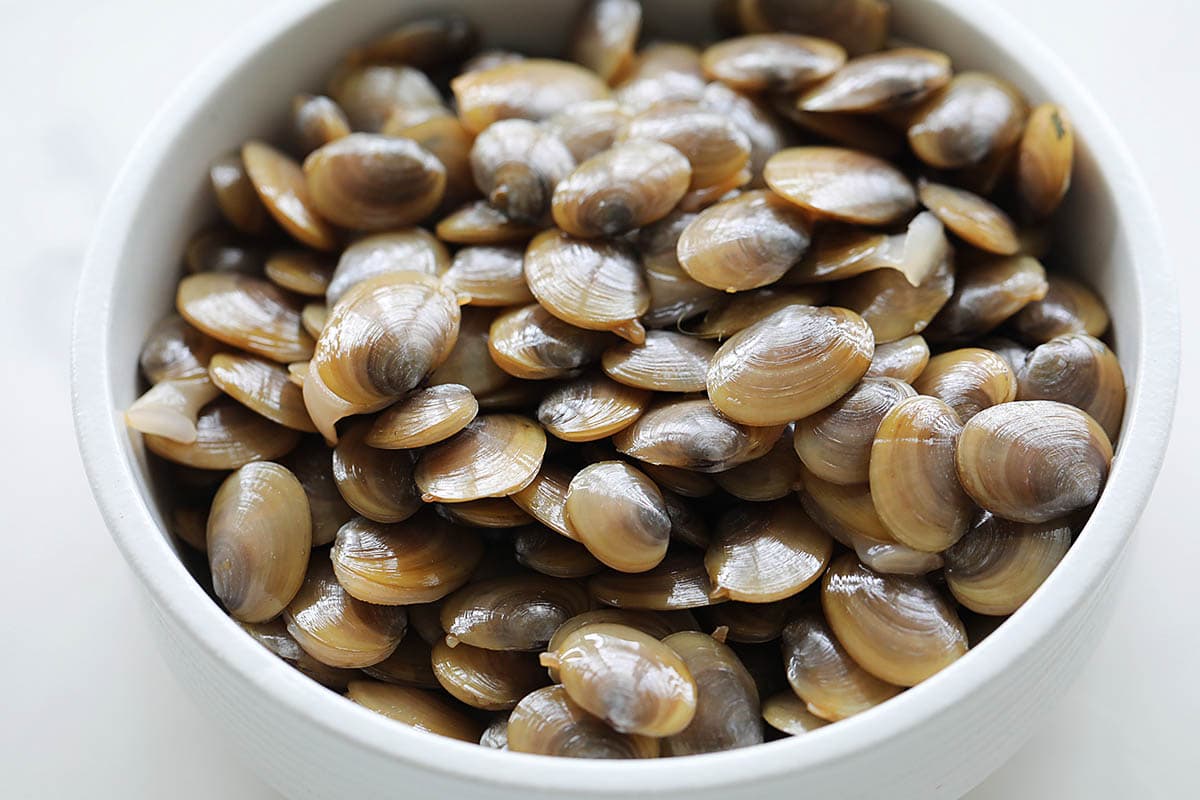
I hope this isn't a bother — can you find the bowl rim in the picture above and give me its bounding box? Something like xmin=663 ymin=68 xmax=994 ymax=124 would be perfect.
xmin=72 ymin=0 xmax=1180 ymax=792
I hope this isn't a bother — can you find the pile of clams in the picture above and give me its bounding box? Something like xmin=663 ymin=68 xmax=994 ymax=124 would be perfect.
xmin=126 ymin=0 xmax=1123 ymax=757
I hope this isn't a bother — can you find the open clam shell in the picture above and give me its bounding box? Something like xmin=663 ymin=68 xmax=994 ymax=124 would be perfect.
xmin=125 ymin=376 xmax=221 ymax=444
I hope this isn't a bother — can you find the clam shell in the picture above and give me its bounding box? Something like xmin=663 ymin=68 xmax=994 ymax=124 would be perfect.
xmin=918 ymin=179 xmax=1019 ymax=256
xmin=688 ymin=285 xmax=830 ymax=340
xmin=328 ymin=64 xmax=443 ymax=132
xmin=601 ymin=331 xmax=716 ymax=393
xmin=300 ymin=304 xmax=327 ymax=340
xmin=1009 ymin=274 xmax=1109 ymax=345
xmin=361 ymin=634 xmax=439 ymax=688
xmin=851 ymin=535 xmax=944 ymax=576
xmin=366 ymin=384 xmax=479 ymax=449
xmin=714 ymin=429 xmax=806 ymax=501
xmin=451 ymin=59 xmax=611 ymax=133
xmin=698 ymin=599 xmax=795 ymax=644
xmin=762 ymin=691 xmax=831 ymax=736
xmin=507 ymin=685 xmax=659 ymax=758
xmin=265 ymin=250 xmax=335 ymax=298
xmin=514 ymin=525 xmax=604 ymax=578
xmin=240 ymin=617 xmax=359 ymax=689
xmin=913 ymin=347 xmax=1017 ymax=423
xmin=976 ymin=335 xmax=1030 ymax=374
xmin=570 ymin=0 xmax=642 ymax=83
xmin=332 ymin=420 xmax=422 ymax=524
xmin=382 ymin=112 xmax=478 ymax=209
xmin=564 ymin=461 xmax=671 ymax=573
xmin=290 ymin=94 xmax=351 ymax=155
xmin=702 ymin=33 xmax=845 ymax=93
xmin=736 ymin=0 xmax=890 ymax=56
xmin=171 ymin=507 xmax=209 ymax=552
xmin=510 ymin=463 xmax=577 ymax=538
xmin=764 ymin=146 xmax=916 ymax=225
xmin=798 ymin=466 xmax=892 ymax=545
xmin=143 ymin=398 xmax=301 ymax=470
xmin=832 ymin=241 xmax=954 ymax=344
xmin=344 ymin=14 xmax=478 ymax=70
xmin=488 ymin=303 xmax=612 ymax=381
xmin=208 ymin=353 xmax=317 ymax=433
xmin=125 ymin=376 xmax=221 ymax=444
xmin=210 ymin=153 xmax=268 ymax=235
xmin=589 ymin=550 xmax=726 ymax=611
xmin=907 ymin=72 xmax=1028 ymax=169
xmin=613 ymin=43 xmax=707 ymax=113
xmin=346 ymin=682 xmax=482 ymax=742
xmin=442 ymin=246 xmax=533 ymax=307
xmin=797 ymin=47 xmax=950 ymax=112
xmin=177 ymin=272 xmax=315 ymax=363
xmin=925 ymin=255 xmax=1048 ymax=343
xmin=440 ymin=574 xmax=593 ymax=651
xmin=436 ymin=497 xmax=533 ymax=529
xmin=706 ymin=501 xmax=833 ymax=602
xmin=280 ymin=437 xmax=355 ymax=547
xmin=782 ymin=226 xmax=891 ymax=284
xmin=1017 ymin=103 xmax=1074 ymax=219
xmin=432 ymin=640 xmax=548 ymax=711
xmin=864 ymin=334 xmax=929 ymax=382
xmin=430 ymin=307 xmax=512 ymax=396
xmin=771 ymin=99 xmax=903 ymax=159
xmin=537 ymin=374 xmax=651 ymax=442
xmin=435 ymin=199 xmax=542 ymax=245
xmin=641 ymin=463 xmax=718 ymax=499
xmin=699 ymin=81 xmax=790 ymax=186
xmin=470 ymin=119 xmax=576 ymax=223
xmin=547 ymin=611 xmax=694 ymax=673
xmin=479 ymin=716 xmax=510 ymax=749
xmin=242 ymin=141 xmax=337 ymax=250
xmin=139 ymin=314 xmax=221 ymax=383
xmin=619 ymin=101 xmax=751 ymax=191
xmin=326 ymin=228 xmax=450 ymax=306
xmin=185 ymin=227 xmax=259 ymax=276
xmin=415 ymin=414 xmax=546 ymax=502
xmin=637 ymin=210 xmax=724 ymax=329
xmin=1016 ymin=333 xmax=1125 ymax=440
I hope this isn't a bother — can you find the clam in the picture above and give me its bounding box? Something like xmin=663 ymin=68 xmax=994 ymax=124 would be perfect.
xmin=823 ymin=554 xmax=967 ymax=687
xmin=432 ymin=640 xmax=548 ymax=711
xmin=699 ymin=599 xmax=794 ymax=644
xmin=303 ymin=133 xmax=446 ymax=230
xmin=264 ymin=251 xmax=335 ymax=298
xmin=552 ymin=140 xmax=691 ymax=239
xmin=437 ymin=497 xmax=533 ymax=529
xmin=435 ymin=199 xmax=542 ymax=245
xmin=210 ymin=153 xmax=268 ymax=235
xmin=762 ymin=691 xmax=831 ymax=736
xmin=702 ymin=33 xmax=845 ymax=93
xmin=366 ymin=384 xmax=479 ymax=449
xmin=326 ymin=228 xmax=450 ymax=306
xmin=360 ymin=633 xmax=439 ymax=687
xmin=764 ymin=146 xmax=915 ymax=225
xmin=799 ymin=466 xmax=892 ymax=544
xmin=480 ymin=715 xmax=510 ymax=749
xmin=870 ymin=396 xmax=974 ymax=552
xmin=171 ymin=507 xmax=209 ymax=552
xmin=1017 ymin=103 xmax=1074 ymax=219
xmin=177 ymin=272 xmax=314 ymax=363
xmin=564 ymin=461 xmax=671 ymax=573
xmin=382 ymin=112 xmax=478 ymax=209
xmin=488 ymin=303 xmax=612 ymax=381
xmin=514 ymin=526 xmax=604 ymax=578
xmin=613 ymin=42 xmax=707 ymax=113
xmin=925 ymin=255 xmax=1048 ymax=342
xmin=736 ymin=0 xmax=890 ymax=56
xmin=510 ymin=463 xmax=577 ymax=538
xmin=907 ymin=72 xmax=1028 ymax=169
xmin=794 ymin=377 xmax=915 ymax=485
xmin=291 ymin=94 xmax=351 ymax=155
xmin=677 ymin=190 xmax=811 ymax=292
xmin=640 ymin=463 xmax=718 ymax=499
xmin=240 ymin=617 xmax=360 ymax=688
xmin=241 ymin=141 xmax=337 ymax=250
xmin=537 ymin=374 xmax=651 ymax=442
xmin=451 ymin=59 xmax=611 ymax=134
xmin=1009 ymin=274 xmax=1109 ymax=345
xmin=699 ymin=82 xmax=790 ymax=185
xmin=797 ymin=47 xmax=950 ymax=112
xmin=440 ymin=574 xmax=592 ymax=650
xmin=782 ymin=226 xmax=890 ymax=284
xmin=637 ymin=210 xmax=724 ymax=328
xmin=619 ymin=101 xmax=751 ymax=192
xmin=918 ymin=179 xmax=1019 ymax=256
xmin=284 ymin=558 xmax=407 ymax=668
xmin=851 ymin=533 xmax=944 ymax=576
xmin=304 ymin=272 xmax=461 ymax=443
xmin=523 ymin=230 xmax=649 ymax=344
xmin=124 ymin=376 xmax=221 ymax=444
xmin=327 ymin=62 xmax=444 ymax=131
xmin=571 ymin=0 xmax=642 ymax=83
xmin=280 ymin=438 xmax=355 ymax=547
xmin=613 ymin=397 xmax=785 ymax=472
xmin=832 ymin=243 xmax=954 ymax=343
xmin=429 ymin=307 xmax=511 ymax=396
xmin=1017 ymin=333 xmax=1125 ymax=440
xmin=589 ymin=550 xmax=726 ymax=610
xmin=539 ymin=623 xmax=697 ymax=736
xmin=143 ymin=398 xmax=301 ymax=470
xmin=301 ymin=304 xmax=327 ymax=339
xmin=344 ymin=14 xmax=477 ymax=69
xmin=184 ymin=227 xmax=258 ymax=276
xmin=863 ymin=335 xmax=929 ymax=382
xmin=507 ymin=685 xmax=659 ymax=758
xmin=469 ymin=119 xmax=575 ymax=223
xmin=660 ymin=630 xmax=763 ymax=754
xmin=771 ymin=100 xmax=903 ymax=159
xmin=547 ymin=611 xmax=693 ymax=672
xmin=714 ymin=429 xmax=806 ymax=501
xmin=601 ymin=331 xmax=716 ymax=393
xmin=442 ymin=246 xmax=533 ymax=307
xmin=688 ymin=285 xmax=830 ymax=340
xmin=330 ymin=419 xmax=422 ymax=523
xmin=708 ymin=305 xmax=874 ymax=426
xmin=544 ymin=100 xmax=632 ymax=163
xmin=331 ymin=514 xmax=483 ymax=605
xmin=706 ymin=501 xmax=833 ymax=602
xmin=208 ymin=353 xmax=317 ymax=433
xmin=781 ymin=609 xmax=900 ymax=721
xmin=977 ymin=335 xmax=1030 ymax=374
xmin=206 ymin=462 xmax=311 ymax=622
xmin=415 ymin=415 xmax=546 ymax=503
xmin=913 ymin=347 xmax=1017 ymax=423
xmin=139 ymin=314 xmax=221 ymax=383
xmin=346 ymin=682 xmax=483 ymax=742
xmin=657 ymin=489 xmax=709 ymax=548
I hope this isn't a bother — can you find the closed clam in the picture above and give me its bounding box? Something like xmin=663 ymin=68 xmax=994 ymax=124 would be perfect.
xmin=699 ymin=81 xmax=789 ymax=185
xmin=139 ymin=314 xmax=221 ymax=383
xmin=619 ymin=101 xmax=751 ymax=192
xmin=661 ymin=631 xmax=762 ymax=754
xmin=361 ymin=634 xmax=439 ymax=687
xmin=366 ymin=384 xmax=479 ymax=449
xmin=301 ymin=304 xmax=327 ymax=339
xmin=798 ymin=47 xmax=950 ymax=112
xmin=736 ymin=0 xmax=890 ymax=56
xmin=124 ymin=376 xmax=221 ymax=444
xmin=210 ymin=153 xmax=268 ymax=235
xmin=171 ymin=507 xmax=209 ymax=552
xmin=469 ymin=119 xmax=575 ymax=224
xmin=794 ymin=377 xmax=915 ymax=485
xmin=613 ymin=397 xmax=785 ymax=473
xmin=913 ymin=347 xmax=1017 ymax=423
xmin=699 ymin=599 xmax=794 ymax=643
xmin=185 ymin=227 xmax=266 ymax=276
xmin=304 ymin=271 xmax=461 ymax=442
xmin=1009 ymin=274 xmax=1109 ymax=345
xmin=799 ymin=468 xmax=891 ymax=545
xmin=507 ymin=685 xmax=659 ymax=758
xmin=488 ymin=303 xmax=611 ymax=381
xmin=926 ymin=255 xmax=1048 ymax=342
xmin=613 ymin=42 xmax=707 ymax=113
xmin=870 ymin=396 xmax=974 ymax=552
xmin=290 ymin=94 xmax=351 ymax=155
xmin=702 ymin=33 xmax=845 ymax=93
xmin=601 ymin=331 xmax=716 ymax=393
xmin=907 ymin=72 xmax=1027 ymax=169
xmin=552 ymin=140 xmax=691 ymax=238
xmin=346 ymin=682 xmax=482 ymax=743
xmin=332 ymin=514 xmax=483 ymax=605
xmin=440 ymin=574 xmax=592 ymax=650
xmin=280 ymin=438 xmax=355 ymax=547
xmin=437 ymin=497 xmax=533 ymax=529
xmin=382 ymin=112 xmax=478 ymax=209
xmin=832 ymin=243 xmax=954 ymax=343
xmin=332 ymin=421 xmax=422 ymax=523
xmin=564 ymin=461 xmax=671 ymax=573
xmin=764 ymin=146 xmax=915 ymax=225
xmin=523 ymin=230 xmax=649 ymax=344
xmin=328 ymin=63 xmax=444 ymax=132
xmin=208 ymin=353 xmax=317 ymax=433
xmin=143 ymin=398 xmax=301 ymax=470
xmin=864 ymin=334 xmax=929 ymax=382
xmin=545 ymin=100 xmax=633 ymax=164
xmin=242 ymin=141 xmax=337 ymax=250
xmin=304 ymin=134 xmax=446 ymax=230
xmin=677 ymin=190 xmax=812 ymax=292
xmin=589 ymin=550 xmax=725 ymax=610
xmin=240 ymin=617 xmax=359 ymax=689
xmin=571 ymin=0 xmax=642 ymax=83
xmin=1018 ymin=103 xmax=1074 ymax=219
xmin=435 ymin=199 xmax=542 ymax=245
xmin=432 ymin=640 xmax=548 ymax=711
xmin=977 ymin=335 xmax=1030 ymax=374
xmin=706 ymin=501 xmax=833 ymax=602
xmin=918 ymin=179 xmax=1019 ymax=256
xmin=206 ymin=462 xmax=311 ymax=622
xmin=430 ymin=307 xmax=511 ymax=396
xmin=537 ymin=374 xmax=650 ymax=442
xmin=479 ymin=715 xmax=510 ymax=749
xmin=547 ymin=610 xmax=691 ymax=675
xmin=1017 ymin=333 xmax=1125 ymax=440
xmin=689 ymin=285 xmax=830 ymax=340
xmin=345 ymin=14 xmax=477 ymax=69
xmin=442 ymin=246 xmax=533 ymax=307
xmin=822 ymin=554 xmax=968 ymax=686
xmin=265 ymin=250 xmax=335 ymax=297
xmin=284 ymin=558 xmax=408 ymax=668
xmin=637 ymin=210 xmax=724 ymax=328
xmin=513 ymin=526 xmax=604 ymax=578
xmin=772 ymin=98 xmax=903 ymax=158
xmin=762 ymin=691 xmax=831 ymax=736
xmin=708 ymin=304 xmax=874 ymax=426
xmin=851 ymin=535 xmax=944 ymax=576
xmin=177 ymin=272 xmax=314 ymax=363
xmin=415 ymin=414 xmax=546 ymax=502
xmin=781 ymin=609 xmax=899 ymax=721
xmin=451 ymin=59 xmax=611 ymax=134
xmin=510 ymin=463 xmax=576 ymax=538
xmin=326 ymin=228 xmax=450 ymax=305
xmin=714 ymin=429 xmax=806 ymax=501
xmin=641 ymin=463 xmax=717 ymax=499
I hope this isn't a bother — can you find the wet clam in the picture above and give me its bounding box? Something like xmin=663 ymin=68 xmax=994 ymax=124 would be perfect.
xmin=925 ymin=255 xmax=1048 ymax=343
xmin=773 ymin=98 xmax=903 ymax=158
xmin=507 ymin=685 xmax=659 ymax=758
xmin=441 ymin=246 xmax=533 ymax=307
xmin=184 ymin=226 xmax=264 ymax=274
xmin=451 ymin=59 xmax=611 ymax=134
xmin=613 ymin=43 xmax=707 ymax=113
xmin=641 ymin=463 xmax=717 ymax=499
xmin=1018 ymin=103 xmax=1074 ymax=219
xmin=469 ymin=119 xmax=575 ymax=224
xmin=764 ymin=146 xmax=915 ymax=225
xmin=851 ymin=535 xmax=944 ymax=576
xmin=571 ymin=0 xmax=641 ymax=83
xmin=699 ymin=81 xmax=789 ymax=186
xmin=736 ymin=0 xmax=890 ymax=56
xmin=435 ymin=199 xmax=541 ymax=245
xmin=563 ymin=461 xmax=671 ymax=573
xmin=344 ymin=14 xmax=477 ymax=69
xmin=907 ymin=72 xmax=1028 ymax=169
xmin=863 ymin=334 xmax=930 ymax=382
xmin=177 ymin=272 xmax=314 ymax=363
xmin=171 ymin=507 xmax=209 ymax=552
xmin=143 ymin=398 xmax=301 ymax=470
xmin=366 ymin=384 xmax=479 ymax=449
xmin=799 ymin=468 xmax=892 ymax=545
xmin=437 ymin=497 xmax=533 ymax=529
xmin=332 ymin=421 xmax=422 ymax=523
xmin=300 ymin=305 xmax=327 ymax=340
xmin=279 ymin=438 xmax=355 ymax=547
xmin=713 ymin=430 xmax=806 ymax=502
xmin=488 ymin=303 xmax=612 ymax=381
xmin=1016 ymin=333 xmax=1125 ymax=440
xmin=208 ymin=353 xmax=317 ymax=433
xmin=705 ymin=501 xmax=833 ymax=602
xmin=290 ymin=94 xmax=351 ymax=155
xmin=537 ymin=374 xmax=650 ymax=443
xmin=328 ymin=63 xmax=444 ymax=132
xmin=699 ymin=599 xmax=794 ymax=644
xmin=1009 ymin=274 xmax=1109 ymax=345
xmin=124 ymin=376 xmax=221 ymax=444
xmin=240 ymin=617 xmax=359 ymax=689
xmin=702 ymin=33 xmax=845 ymax=93
xmin=797 ymin=47 xmax=950 ymax=112
xmin=782 ymin=226 xmax=891 ymax=284
xmin=139 ymin=315 xmax=221 ymax=383
xmin=832 ymin=248 xmax=954 ymax=343
xmin=688 ymin=285 xmax=830 ymax=340
xmin=383 ymin=112 xmax=478 ymax=209
xmin=977 ymin=335 xmax=1030 ymax=374
xmin=440 ymin=574 xmax=592 ymax=650
xmin=479 ymin=715 xmax=510 ymax=749
xmin=326 ymin=228 xmax=450 ymax=306
xmin=523 ymin=230 xmax=649 ymax=344
xmin=913 ymin=347 xmax=1017 ymax=423
xmin=346 ymin=681 xmax=483 ymax=742
xmin=637 ymin=210 xmax=724 ymax=328
xmin=619 ymin=101 xmax=751 ymax=192
xmin=264 ymin=250 xmax=335 ymax=298
xmin=510 ymin=463 xmax=576 ymax=538
xmin=513 ymin=526 xmax=604 ymax=578
xmin=601 ymin=331 xmax=716 ymax=393
xmin=544 ymin=100 xmax=632 ymax=164
xmin=546 ymin=610 xmax=691 ymax=675
xmin=414 ymin=414 xmax=545 ymax=503
xmin=360 ymin=632 xmax=440 ymax=687
xmin=242 ymin=141 xmax=337 ymax=250
xmin=660 ymin=631 xmax=762 ymax=754
xmin=821 ymin=554 xmax=968 ymax=686
xmin=210 ymin=152 xmax=268 ymax=235
xmin=332 ymin=514 xmax=483 ymax=605
xmin=589 ymin=550 xmax=725 ymax=611
xmin=431 ymin=640 xmax=548 ymax=710
xmin=794 ymin=377 xmax=916 ymax=485
xmin=762 ymin=691 xmax=831 ymax=736
xmin=430 ymin=307 xmax=511 ymax=396
xmin=708 ymin=304 xmax=874 ymax=426
xmin=918 ymin=179 xmax=1019 ymax=256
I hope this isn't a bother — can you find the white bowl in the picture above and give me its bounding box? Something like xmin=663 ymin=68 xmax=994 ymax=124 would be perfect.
xmin=72 ymin=1 xmax=1180 ymax=797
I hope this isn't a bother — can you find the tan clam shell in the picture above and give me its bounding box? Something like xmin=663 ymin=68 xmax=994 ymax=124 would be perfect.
xmin=571 ymin=0 xmax=642 ymax=83
xmin=918 ymin=179 xmax=1019 ymax=256
xmin=705 ymin=501 xmax=833 ymax=602
xmin=781 ymin=609 xmax=900 ymax=721
xmin=184 ymin=226 xmax=265 ymax=275
xmin=544 ymin=103 xmax=631 ymax=174
xmin=783 ymin=226 xmax=891 ymax=284
xmin=798 ymin=466 xmax=892 ymax=545
xmin=331 ymin=514 xmax=483 ymax=605
xmin=641 ymin=463 xmax=717 ymax=499
xmin=362 ymin=634 xmax=440 ymax=688
xmin=366 ymin=384 xmax=479 ymax=449
xmin=344 ymin=14 xmax=477 ymax=69
xmin=125 ymin=376 xmax=221 ymax=444
xmin=913 ymin=347 xmax=1017 ymax=424
xmin=469 ymin=119 xmax=575 ymax=223
xmin=1017 ymin=333 xmax=1125 ymax=440
xmin=552 ymin=139 xmax=691 ymax=239
xmin=637 ymin=210 xmax=724 ymax=329
xmin=708 ymin=304 xmax=874 ymax=426
xmin=208 ymin=353 xmax=317 ymax=433
xmin=832 ymin=241 xmax=954 ymax=344
xmin=864 ymin=334 xmax=929 ymax=382
xmin=851 ymin=534 xmax=944 ymax=576
xmin=1009 ymin=274 xmax=1109 ymax=345
xmin=430 ymin=307 xmax=511 ymax=396
xmin=926 ymin=255 xmax=1048 ymax=342
xmin=547 ymin=611 xmax=693 ymax=671
xmin=415 ymin=414 xmax=546 ymax=503
xmin=442 ymin=246 xmax=533 ymax=307
xmin=1018 ymin=103 xmax=1074 ymax=219
xmin=612 ymin=396 xmax=785 ymax=473
xmin=762 ymin=691 xmax=831 ymax=736
xmin=524 ymin=230 xmax=649 ymax=344
xmin=241 ymin=141 xmax=337 ymax=250
xmin=507 ymin=685 xmax=659 ymax=758
xmin=537 ymin=374 xmax=651 ymax=442
xmin=601 ymin=330 xmax=716 ymax=393
xmin=330 ymin=420 xmax=422 ymax=523
xmin=907 ymin=72 xmax=1028 ymax=169
xmin=677 ymin=190 xmax=812 ymax=292
xmin=177 ymin=272 xmax=315 ymax=363
xmin=435 ymin=199 xmax=542 ymax=245
xmin=143 ymin=398 xmax=301 ymax=470
xmin=382 ymin=112 xmax=478 ymax=209
xmin=326 ymin=228 xmax=450 ymax=305
xmin=290 ymin=93 xmax=351 ymax=155
xmin=280 ymin=437 xmax=355 ymax=547
xmin=264 ymin=250 xmax=335 ymax=298
xmin=171 ymin=506 xmax=209 ymax=552
xmin=589 ymin=550 xmax=727 ymax=611
xmin=702 ymin=33 xmax=845 ymax=93
xmin=440 ymin=574 xmax=593 ymax=651
xmin=564 ymin=461 xmax=671 ymax=573
xmin=240 ymin=617 xmax=359 ymax=689
xmin=797 ymin=47 xmax=950 ymax=112
xmin=432 ymin=639 xmax=548 ymax=711
xmin=771 ymin=98 xmax=903 ymax=159
xmin=764 ymin=146 xmax=916 ymax=225
xmin=613 ymin=43 xmax=707 ymax=113
xmin=210 ymin=152 xmax=268 ymax=235
xmin=736 ymin=0 xmax=890 ymax=56
xmin=437 ymin=497 xmax=533 ymax=529
xmin=451 ymin=58 xmax=611 ymax=134
xmin=139 ymin=314 xmax=221 ymax=383
xmin=510 ymin=463 xmax=577 ymax=538
xmin=619 ymin=101 xmax=751 ymax=192
xmin=870 ymin=396 xmax=974 ymax=552
xmin=822 ymin=554 xmax=968 ymax=686
xmin=539 ymin=623 xmax=697 ymax=736
xmin=207 ymin=462 xmax=311 ymax=622
xmin=346 ymin=681 xmax=483 ymax=743
xmin=688 ymin=285 xmax=830 ymax=340
xmin=328 ymin=63 xmax=443 ymax=132
xmin=699 ymin=599 xmax=795 ymax=644
xmin=513 ymin=525 xmax=604 ymax=578
xmin=300 ymin=304 xmax=327 ymax=340
xmin=699 ymin=81 xmax=789 ymax=185
xmin=487 ymin=303 xmax=612 ymax=381
xmin=714 ymin=428 xmax=806 ymax=501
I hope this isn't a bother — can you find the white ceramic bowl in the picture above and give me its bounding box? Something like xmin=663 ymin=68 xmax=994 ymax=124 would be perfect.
xmin=73 ymin=1 xmax=1179 ymax=797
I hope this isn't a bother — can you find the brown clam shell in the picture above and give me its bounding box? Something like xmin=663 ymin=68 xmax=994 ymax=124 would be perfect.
xmin=507 ymin=685 xmax=659 ymax=758
xmin=705 ymin=501 xmax=833 ymax=603
xmin=242 ymin=141 xmax=337 ymax=250
xmin=1016 ymin=333 xmax=1125 ymax=440
xmin=366 ymin=384 xmax=479 ymax=449
xmin=912 ymin=347 xmax=1017 ymax=423
xmin=415 ymin=414 xmax=547 ymax=503
xmin=332 ymin=421 xmax=422 ymax=524
xmin=564 ymin=461 xmax=671 ymax=573
xmin=764 ymin=146 xmax=915 ymax=225
xmin=177 ymin=272 xmax=315 ymax=363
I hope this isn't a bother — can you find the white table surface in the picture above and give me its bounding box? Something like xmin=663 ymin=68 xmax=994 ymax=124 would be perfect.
xmin=2 ymin=1 xmax=1195 ymax=796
